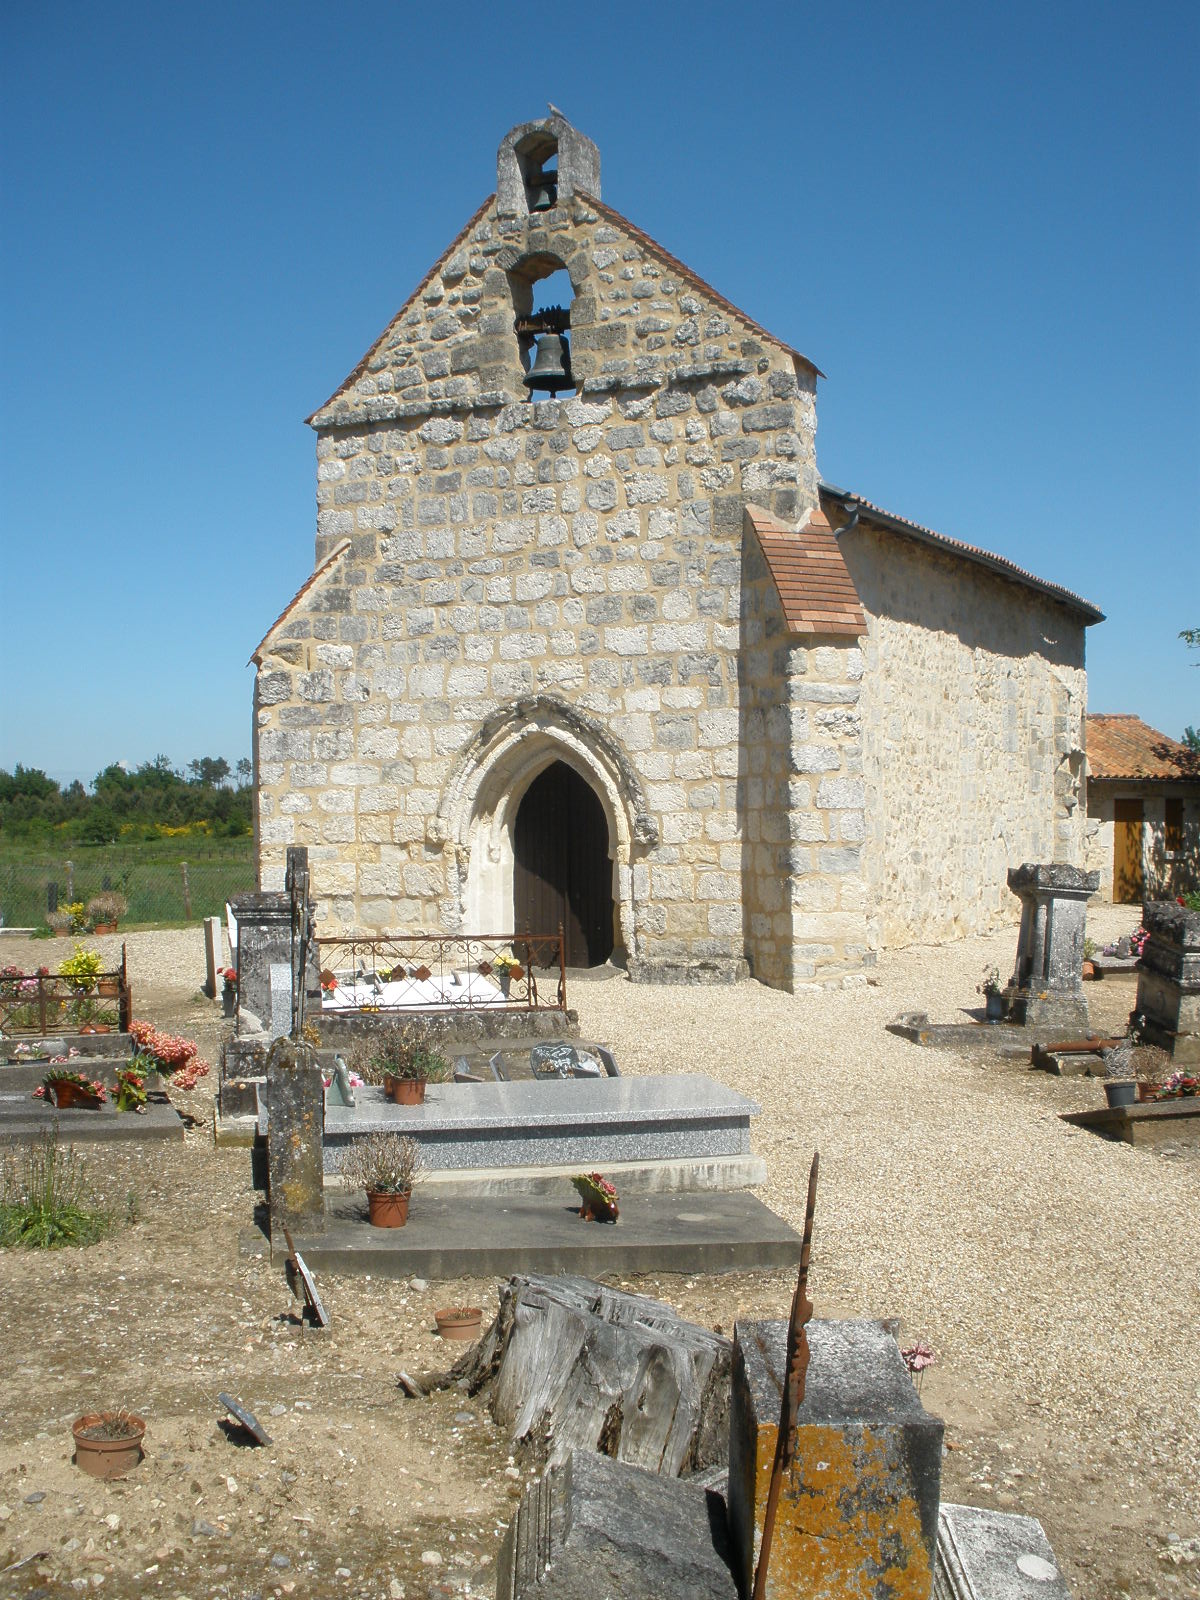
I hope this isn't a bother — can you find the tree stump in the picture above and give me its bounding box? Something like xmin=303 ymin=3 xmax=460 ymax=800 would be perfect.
xmin=457 ymin=1273 xmax=731 ymax=1477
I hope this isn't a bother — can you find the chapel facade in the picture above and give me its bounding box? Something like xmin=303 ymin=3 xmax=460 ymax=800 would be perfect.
xmin=251 ymin=112 xmax=1103 ymax=990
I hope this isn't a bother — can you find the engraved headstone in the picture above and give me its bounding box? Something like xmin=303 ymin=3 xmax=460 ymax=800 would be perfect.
xmin=1004 ymin=863 xmax=1099 ymax=1031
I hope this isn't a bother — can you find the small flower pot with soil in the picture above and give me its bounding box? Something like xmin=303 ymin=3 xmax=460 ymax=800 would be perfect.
xmin=72 ymin=1411 xmax=145 ymax=1479
xmin=571 ymin=1171 xmax=620 ymax=1223
xmin=435 ymin=1306 xmax=483 ymax=1341
xmin=385 ymin=1074 xmax=427 ymax=1105
xmin=98 ymin=978 xmax=119 ymax=998
xmin=340 ymin=1132 xmax=423 ymax=1227
xmin=1104 ymin=1080 xmax=1137 ymax=1109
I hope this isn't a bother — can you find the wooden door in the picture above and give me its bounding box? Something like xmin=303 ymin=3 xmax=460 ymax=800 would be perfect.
xmin=1113 ymin=798 xmax=1144 ymax=903
xmin=514 ymin=762 xmax=614 ymax=967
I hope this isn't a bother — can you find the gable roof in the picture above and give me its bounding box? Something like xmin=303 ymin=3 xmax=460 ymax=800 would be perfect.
xmin=308 ymin=190 xmax=821 ymax=429
xmin=307 ymin=195 xmax=497 ymax=427
xmin=580 ymin=193 xmax=821 ymax=379
xmin=1086 ymin=714 xmax=1200 ymax=782
xmin=745 ymin=503 xmax=867 ymax=637
xmin=250 ymin=539 xmax=351 ymax=664
xmin=820 ymin=485 xmax=1105 ymax=625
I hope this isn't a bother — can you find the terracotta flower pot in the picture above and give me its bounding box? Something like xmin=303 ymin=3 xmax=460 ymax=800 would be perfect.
xmin=93 ymin=923 xmax=117 ymax=935
xmin=579 ymin=1198 xmax=619 ymax=1223
xmin=435 ymin=1306 xmax=483 ymax=1341
xmin=367 ymin=1189 xmax=410 ymax=1227
xmin=72 ymin=1412 xmax=145 ymax=1479
xmin=98 ymin=978 xmax=119 ymax=998
xmin=385 ymin=1075 xmax=427 ymax=1105
xmin=1136 ymin=1082 xmax=1163 ymax=1103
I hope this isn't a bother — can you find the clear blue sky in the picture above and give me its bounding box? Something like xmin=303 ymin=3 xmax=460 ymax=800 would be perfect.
xmin=2 ymin=0 xmax=1197 ymax=787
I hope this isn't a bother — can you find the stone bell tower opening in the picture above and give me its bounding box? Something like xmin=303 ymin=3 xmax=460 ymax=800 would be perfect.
xmin=513 ymin=761 xmax=615 ymax=969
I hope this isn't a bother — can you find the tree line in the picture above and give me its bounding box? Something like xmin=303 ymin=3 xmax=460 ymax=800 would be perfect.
xmin=0 ymin=756 xmax=253 ymax=843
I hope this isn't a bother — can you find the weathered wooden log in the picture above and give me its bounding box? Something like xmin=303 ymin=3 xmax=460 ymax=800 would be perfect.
xmin=458 ymin=1274 xmax=731 ymax=1477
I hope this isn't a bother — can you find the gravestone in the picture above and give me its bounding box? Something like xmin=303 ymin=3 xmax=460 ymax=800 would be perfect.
xmin=1135 ymin=901 xmax=1200 ymax=1065
xmin=203 ymin=916 xmax=223 ymax=999
xmin=269 ymin=963 xmax=293 ymax=1039
xmin=264 ymin=1036 xmax=325 ymax=1239
xmin=934 ymin=1503 xmax=1072 ymax=1599
xmin=327 ymin=1054 xmax=356 ymax=1107
xmin=728 ymin=1318 xmax=943 ymax=1599
xmin=1004 ymin=863 xmax=1099 ymax=1031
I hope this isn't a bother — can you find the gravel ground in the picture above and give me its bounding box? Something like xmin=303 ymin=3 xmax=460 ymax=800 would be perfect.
xmin=1 ymin=908 xmax=1197 ymax=1600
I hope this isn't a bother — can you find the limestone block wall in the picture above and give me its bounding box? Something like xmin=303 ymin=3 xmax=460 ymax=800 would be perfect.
xmin=843 ymin=523 xmax=1088 ymax=947
xmin=253 ymin=190 xmax=821 ymax=982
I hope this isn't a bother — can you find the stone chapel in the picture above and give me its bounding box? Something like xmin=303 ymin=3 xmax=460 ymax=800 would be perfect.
xmin=251 ymin=112 xmax=1104 ymax=990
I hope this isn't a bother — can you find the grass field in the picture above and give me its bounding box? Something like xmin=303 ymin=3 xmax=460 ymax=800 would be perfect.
xmin=0 ymin=837 xmax=254 ymax=928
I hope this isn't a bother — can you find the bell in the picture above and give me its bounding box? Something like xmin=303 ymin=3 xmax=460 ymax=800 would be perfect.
xmin=528 ymin=176 xmax=558 ymax=211
xmin=523 ymin=331 xmax=571 ymax=396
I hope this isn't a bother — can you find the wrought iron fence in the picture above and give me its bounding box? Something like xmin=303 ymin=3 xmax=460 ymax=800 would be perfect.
xmin=0 ymin=947 xmax=132 ymax=1038
xmin=314 ymin=930 xmax=567 ymax=1014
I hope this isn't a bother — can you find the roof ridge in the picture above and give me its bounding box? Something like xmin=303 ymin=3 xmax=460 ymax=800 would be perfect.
xmin=306 ymin=194 xmax=497 ymax=426
xmin=251 ymin=540 xmax=352 ymax=663
xmin=580 ymin=193 xmax=822 ymax=378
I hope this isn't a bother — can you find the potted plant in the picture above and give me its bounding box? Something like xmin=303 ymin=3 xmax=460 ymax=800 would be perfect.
xmin=339 ymin=1132 xmax=423 ymax=1227
xmin=434 ymin=1304 xmax=483 ymax=1340
xmin=1081 ymin=937 xmax=1098 ymax=981
xmin=220 ymin=966 xmax=238 ymax=1017
xmin=35 ymin=1066 xmax=108 ymax=1110
xmin=46 ymin=909 xmax=74 ymax=938
xmin=368 ymin=1022 xmax=451 ymax=1105
xmin=491 ymin=951 xmax=524 ymax=998
xmin=87 ymin=892 xmax=127 ymax=934
xmin=59 ymin=945 xmax=102 ymax=995
xmin=977 ymin=965 xmax=1005 ymax=1022
xmin=572 ymin=1171 xmax=619 ymax=1223
xmin=72 ymin=1410 xmax=146 ymax=1479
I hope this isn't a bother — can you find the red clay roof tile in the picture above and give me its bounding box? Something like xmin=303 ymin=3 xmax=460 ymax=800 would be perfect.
xmin=1086 ymin=714 xmax=1199 ymax=781
xmin=746 ymin=503 xmax=867 ymax=637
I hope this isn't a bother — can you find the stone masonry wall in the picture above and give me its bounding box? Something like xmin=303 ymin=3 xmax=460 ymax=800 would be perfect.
xmin=1084 ymin=782 xmax=1200 ymax=904
xmin=254 ymin=190 xmax=821 ymax=983
xmin=843 ymin=523 xmax=1088 ymax=948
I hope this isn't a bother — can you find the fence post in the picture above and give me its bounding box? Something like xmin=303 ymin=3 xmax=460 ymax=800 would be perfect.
xmin=66 ymin=860 xmax=74 ymax=902
xmin=48 ymin=881 xmax=58 ymax=913
xmin=181 ymin=862 xmax=192 ymax=921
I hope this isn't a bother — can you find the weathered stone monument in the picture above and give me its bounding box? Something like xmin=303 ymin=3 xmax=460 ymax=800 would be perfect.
xmin=1134 ymin=900 xmax=1200 ymax=1064
xmin=728 ymin=1319 xmax=942 ymax=1598
xmin=1003 ymin=863 xmax=1099 ymax=1031
xmin=264 ymin=1034 xmax=325 ymax=1239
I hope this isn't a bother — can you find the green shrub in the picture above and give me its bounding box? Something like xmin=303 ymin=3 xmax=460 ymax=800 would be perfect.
xmin=0 ymin=1132 xmax=113 ymax=1248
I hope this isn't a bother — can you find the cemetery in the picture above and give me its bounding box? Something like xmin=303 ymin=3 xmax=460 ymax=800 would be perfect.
xmin=0 ymin=859 xmax=1196 ymax=1599
xmin=0 ymin=100 xmax=1195 ymax=1600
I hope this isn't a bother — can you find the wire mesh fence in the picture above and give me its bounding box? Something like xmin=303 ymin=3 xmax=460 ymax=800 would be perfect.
xmin=0 ymin=852 xmax=255 ymax=930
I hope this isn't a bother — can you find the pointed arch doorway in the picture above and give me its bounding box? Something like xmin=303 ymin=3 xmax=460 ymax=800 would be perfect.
xmin=513 ymin=761 xmax=614 ymax=967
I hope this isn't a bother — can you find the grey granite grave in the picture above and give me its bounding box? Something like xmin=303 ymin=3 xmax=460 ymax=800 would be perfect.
xmin=1135 ymin=900 xmax=1200 ymax=1064
xmin=1004 ymin=863 xmax=1099 ymax=1031
xmin=315 ymin=1074 xmax=759 ymax=1174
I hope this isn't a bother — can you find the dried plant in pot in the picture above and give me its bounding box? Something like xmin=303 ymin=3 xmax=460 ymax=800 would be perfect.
xmin=87 ymin=892 xmax=127 ymax=934
xmin=434 ymin=1304 xmax=483 ymax=1341
xmin=369 ymin=1022 xmax=451 ymax=1105
xmin=340 ymin=1132 xmax=423 ymax=1227
xmin=72 ymin=1409 xmax=146 ymax=1478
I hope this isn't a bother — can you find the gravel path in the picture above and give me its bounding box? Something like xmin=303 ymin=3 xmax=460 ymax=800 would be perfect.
xmin=4 ymin=906 xmax=1196 ymax=1598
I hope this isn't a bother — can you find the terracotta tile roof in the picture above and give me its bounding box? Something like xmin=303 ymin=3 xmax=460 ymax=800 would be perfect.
xmin=250 ymin=540 xmax=351 ymax=664
xmin=581 ymin=194 xmax=822 ymax=378
xmin=746 ymin=503 xmax=867 ymax=637
xmin=1086 ymin=714 xmax=1200 ymax=781
xmin=820 ymin=485 xmax=1105 ymax=624
xmin=306 ymin=195 xmax=498 ymax=427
